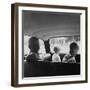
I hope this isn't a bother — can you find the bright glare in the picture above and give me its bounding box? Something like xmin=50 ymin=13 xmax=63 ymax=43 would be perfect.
xmin=49 ymin=36 xmax=80 ymax=54
xmin=24 ymin=35 xmax=46 ymax=56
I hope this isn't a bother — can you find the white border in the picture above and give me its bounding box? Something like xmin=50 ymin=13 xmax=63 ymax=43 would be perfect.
xmin=18 ymin=6 xmax=86 ymax=84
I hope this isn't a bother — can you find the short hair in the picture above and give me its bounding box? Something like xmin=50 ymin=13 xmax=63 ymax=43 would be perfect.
xmin=29 ymin=37 xmax=40 ymax=53
xmin=53 ymin=46 xmax=59 ymax=53
xmin=70 ymin=42 xmax=78 ymax=50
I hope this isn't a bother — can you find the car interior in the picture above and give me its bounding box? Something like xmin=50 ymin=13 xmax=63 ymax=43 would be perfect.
xmin=23 ymin=11 xmax=80 ymax=77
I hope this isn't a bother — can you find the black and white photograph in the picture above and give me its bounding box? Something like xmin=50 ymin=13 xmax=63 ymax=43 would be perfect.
xmin=23 ymin=10 xmax=80 ymax=77
xmin=11 ymin=3 xmax=87 ymax=87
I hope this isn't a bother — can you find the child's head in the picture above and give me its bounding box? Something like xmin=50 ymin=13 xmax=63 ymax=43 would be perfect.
xmin=53 ymin=46 xmax=60 ymax=54
xmin=28 ymin=37 xmax=40 ymax=53
xmin=69 ymin=42 xmax=79 ymax=56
